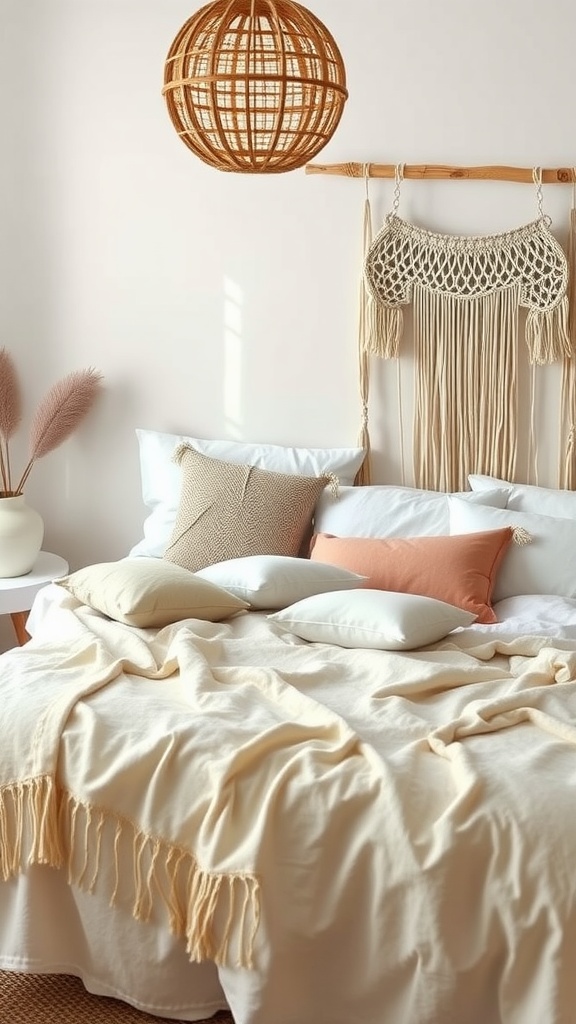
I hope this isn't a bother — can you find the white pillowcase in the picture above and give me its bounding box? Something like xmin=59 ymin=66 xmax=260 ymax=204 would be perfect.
xmin=469 ymin=473 xmax=576 ymax=519
xmin=314 ymin=484 xmax=510 ymax=539
xmin=130 ymin=429 xmax=366 ymax=558
xmin=196 ymin=555 xmax=366 ymax=610
xmin=448 ymin=496 xmax=576 ymax=601
xmin=478 ymin=594 xmax=576 ymax=639
xmin=268 ymin=589 xmax=476 ymax=650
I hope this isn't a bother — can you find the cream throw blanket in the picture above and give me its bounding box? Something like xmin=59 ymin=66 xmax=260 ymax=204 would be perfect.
xmin=2 ymin=600 xmax=371 ymax=969
xmin=3 ymin=594 xmax=576 ymax=1024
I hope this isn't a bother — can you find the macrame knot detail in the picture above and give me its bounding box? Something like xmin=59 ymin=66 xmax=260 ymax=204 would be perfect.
xmin=363 ymin=215 xmax=571 ymax=365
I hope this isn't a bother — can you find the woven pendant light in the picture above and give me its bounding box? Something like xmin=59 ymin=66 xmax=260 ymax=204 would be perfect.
xmin=162 ymin=0 xmax=348 ymax=173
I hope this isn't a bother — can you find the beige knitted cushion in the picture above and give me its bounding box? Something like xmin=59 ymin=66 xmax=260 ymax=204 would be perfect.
xmin=163 ymin=443 xmax=332 ymax=572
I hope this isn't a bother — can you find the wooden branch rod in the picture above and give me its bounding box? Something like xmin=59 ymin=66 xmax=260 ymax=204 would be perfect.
xmin=305 ymin=162 xmax=576 ymax=184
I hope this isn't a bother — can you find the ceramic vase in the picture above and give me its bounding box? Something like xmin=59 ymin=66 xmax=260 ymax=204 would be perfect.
xmin=0 ymin=493 xmax=44 ymax=577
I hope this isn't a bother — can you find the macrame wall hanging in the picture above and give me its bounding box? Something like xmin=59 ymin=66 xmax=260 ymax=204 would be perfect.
xmin=308 ymin=159 xmax=576 ymax=490
xmin=361 ymin=165 xmax=572 ymax=492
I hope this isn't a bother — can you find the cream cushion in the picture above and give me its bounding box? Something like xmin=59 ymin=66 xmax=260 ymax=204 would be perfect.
xmin=269 ymin=589 xmax=476 ymax=650
xmin=54 ymin=558 xmax=249 ymax=628
xmin=196 ymin=555 xmax=367 ymax=610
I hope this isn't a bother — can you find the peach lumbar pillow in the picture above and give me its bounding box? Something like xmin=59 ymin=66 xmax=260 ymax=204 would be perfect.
xmin=309 ymin=528 xmax=514 ymax=624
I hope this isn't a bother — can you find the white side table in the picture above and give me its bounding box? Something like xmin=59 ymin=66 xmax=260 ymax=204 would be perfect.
xmin=0 ymin=551 xmax=69 ymax=646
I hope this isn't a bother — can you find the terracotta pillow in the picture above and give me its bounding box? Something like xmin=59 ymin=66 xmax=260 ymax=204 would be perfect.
xmin=309 ymin=528 xmax=514 ymax=623
xmin=164 ymin=444 xmax=332 ymax=573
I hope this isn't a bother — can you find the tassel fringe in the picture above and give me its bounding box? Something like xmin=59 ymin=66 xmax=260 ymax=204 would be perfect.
xmin=361 ymin=298 xmax=403 ymax=359
xmin=512 ymin=526 xmax=533 ymax=546
xmin=326 ymin=472 xmax=340 ymax=498
xmin=354 ymin=442 xmax=371 ymax=485
xmin=0 ymin=776 xmax=260 ymax=970
xmin=526 ymin=296 xmax=572 ymax=365
xmin=354 ymin=403 xmax=371 ymax=485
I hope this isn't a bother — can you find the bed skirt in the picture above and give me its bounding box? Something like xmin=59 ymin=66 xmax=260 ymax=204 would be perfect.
xmin=0 ymin=864 xmax=228 ymax=1022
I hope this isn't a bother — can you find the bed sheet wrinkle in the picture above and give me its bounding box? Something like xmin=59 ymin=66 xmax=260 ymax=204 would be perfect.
xmin=428 ymin=660 xmax=576 ymax=757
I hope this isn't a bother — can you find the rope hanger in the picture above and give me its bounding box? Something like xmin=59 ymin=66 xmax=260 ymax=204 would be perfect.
xmin=305 ymin=161 xmax=576 ymax=184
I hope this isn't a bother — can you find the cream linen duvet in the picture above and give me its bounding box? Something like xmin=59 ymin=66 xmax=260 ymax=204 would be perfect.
xmin=2 ymin=593 xmax=576 ymax=1024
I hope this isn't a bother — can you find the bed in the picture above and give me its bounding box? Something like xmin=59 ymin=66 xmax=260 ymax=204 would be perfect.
xmin=2 ymin=430 xmax=576 ymax=1024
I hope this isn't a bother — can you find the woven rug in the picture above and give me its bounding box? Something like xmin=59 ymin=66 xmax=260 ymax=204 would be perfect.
xmin=0 ymin=970 xmax=234 ymax=1023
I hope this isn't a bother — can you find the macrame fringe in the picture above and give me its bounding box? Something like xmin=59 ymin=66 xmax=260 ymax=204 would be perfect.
xmin=527 ymin=363 xmax=539 ymax=484
xmin=568 ymin=207 xmax=576 ymax=351
xmin=559 ymin=204 xmax=576 ymax=488
xmin=0 ymin=776 xmax=260 ymax=970
xmin=559 ymin=359 xmax=576 ymax=489
xmin=356 ymin=196 xmax=374 ymax=483
xmin=562 ymin=420 xmax=576 ymax=489
xmin=412 ymin=287 xmax=518 ymax=492
xmin=525 ymin=296 xmax=572 ymax=365
xmin=361 ymin=299 xmax=403 ymax=359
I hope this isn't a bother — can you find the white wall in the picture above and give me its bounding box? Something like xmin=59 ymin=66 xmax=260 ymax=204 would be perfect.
xmin=1 ymin=0 xmax=575 ymax=583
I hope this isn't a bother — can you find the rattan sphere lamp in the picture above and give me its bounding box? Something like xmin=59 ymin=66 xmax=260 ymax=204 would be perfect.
xmin=162 ymin=0 xmax=348 ymax=173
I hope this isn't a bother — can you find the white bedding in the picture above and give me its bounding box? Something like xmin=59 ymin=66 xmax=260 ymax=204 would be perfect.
xmin=2 ymin=585 xmax=576 ymax=1023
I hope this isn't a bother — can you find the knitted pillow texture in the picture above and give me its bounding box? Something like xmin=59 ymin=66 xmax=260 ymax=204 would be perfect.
xmin=163 ymin=443 xmax=332 ymax=572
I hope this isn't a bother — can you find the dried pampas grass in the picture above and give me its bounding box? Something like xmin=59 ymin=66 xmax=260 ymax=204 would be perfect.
xmin=0 ymin=349 xmax=23 ymax=493
xmin=0 ymin=350 xmax=103 ymax=495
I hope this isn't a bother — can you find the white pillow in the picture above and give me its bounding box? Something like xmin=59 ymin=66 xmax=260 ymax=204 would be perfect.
xmin=314 ymin=484 xmax=510 ymax=539
xmin=469 ymin=473 xmax=576 ymax=519
xmin=196 ymin=555 xmax=367 ymax=610
xmin=480 ymin=594 xmax=576 ymax=639
xmin=448 ymin=497 xmax=576 ymax=601
xmin=268 ymin=589 xmax=476 ymax=650
xmin=468 ymin=474 xmax=511 ymax=494
xmin=130 ymin=429 xmax=366 ymax=558
xmin=54 ymin=557 xmax=249 ymax=628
